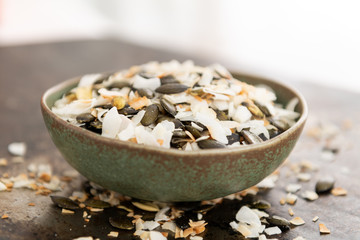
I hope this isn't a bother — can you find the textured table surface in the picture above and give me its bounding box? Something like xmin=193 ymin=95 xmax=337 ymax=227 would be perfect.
xmin=0 ymin=40 xmax=360 ymax=240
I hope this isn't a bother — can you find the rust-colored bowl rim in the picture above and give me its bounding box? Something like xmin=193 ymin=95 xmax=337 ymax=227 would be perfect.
xmin=41 ymin=72 xmax=308 ymax=157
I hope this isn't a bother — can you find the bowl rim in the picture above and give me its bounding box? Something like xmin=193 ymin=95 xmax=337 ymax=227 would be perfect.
xmin=41 ymin=72 xmax=308 ymax=157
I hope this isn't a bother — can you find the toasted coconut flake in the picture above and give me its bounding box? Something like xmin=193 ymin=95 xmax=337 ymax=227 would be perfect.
xmin=107 ymin=231 xmax=119 ymax=238
xmin=62 ymin=209 xmax=75 ymax=215
xmin=1 ymin=214 xmax=9 ymax=219
xmin=88 ymin=207 xmax=104 ymax=213
xmin=162 ymin=221 xmax=176 ymax=233
xmin=290 ymin=217 xmax=305 ymax=226
xmin=8 ymin=142 xmax=27 ymax=156
xmin=331 ymin=187 xmax=347 ymax=196
xmin=0 ymin=182 xmax=7 ymax=191
xmin=301 ymin=191 xmax=319 ymax=201
xmin=286 ymin=193 xmax=298 ymax=205
xmin=28 ymin=203 xmax=35 ymax=207
xmin=0 ymin=158 xmax=8 ymax=166
xmin=319 ymin=223 xmax=330 ymax=234
xmin=72 ymin=237 xmax=93 ymax=240
xmin=132 ymin=201 xmax=159 ymax=212
xmin=288 ymin=208 xmax=295 ymax=216
xmin=312 ymin=216 xmax=319 ymax=222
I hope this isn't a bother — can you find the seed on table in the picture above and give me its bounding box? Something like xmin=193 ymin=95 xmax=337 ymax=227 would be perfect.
xmin=109 ymin=215 xmax=134 ymax=230
xmin=50 ymin=196 xmax=80 ymax=210
xmin=267 ymin=215 xmax=290 ymax=227
xmin=160 ymin=97 xmax=177 ymax=116
xmin=315 ymin=176 xmax=335 ymax=194
xmin=141 ymin=104 xmax=159 ymax=126
xmin=111 ymin=96 xmax=126 ymax=110
xmin=198 ymin=139 xmax=226 ymax=149
xmin=155 ymin=83 xmax=189 ymax=94
xmin=84 ymin=199 xmax=111 ymax=209
xmin=118 ymin=107 xmax=138 ymax=116
xmin=252 ymin=200 xmax=271 ymax=210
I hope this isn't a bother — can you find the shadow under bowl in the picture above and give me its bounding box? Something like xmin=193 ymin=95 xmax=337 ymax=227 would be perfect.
xmin=41 ymin=72 xmax=307 ymax=202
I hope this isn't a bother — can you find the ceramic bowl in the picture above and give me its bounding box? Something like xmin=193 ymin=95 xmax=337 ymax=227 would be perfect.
xmin=41 ymin=72 xmax=307 ymax=202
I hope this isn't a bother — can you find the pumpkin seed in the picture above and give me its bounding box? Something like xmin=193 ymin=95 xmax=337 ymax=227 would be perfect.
xmin=160 ymin=75 xmax=179 ymax=85
xmin=138 ymin=88 xmax=155 ymax=99
xmin=50 ymin=196 xmax=80 ymax=210
xmin=107 ymin=81 xmax=130 ymax=89
xmin=141 ymin=104 xmax=159 ymax=126
xmin=156 ymin=116 xmax=184 ymax=128
xmin=267 ymin=215 xmax=290 ymax=227
xmin=269 ymin=118 xmax=290 ymax=131
xmin=226 ymin=133 xmax=240 ymax=145
xmin=193 ymin=204 xmax=215 ymax=213
xmin=173 ymin=130 xmax=188 ymax=138
xmin=94 ymin=104 xmax=113 ymax=109
xmin=84 ymin=199 xmax=111 ymax=209
xmin=109 ymin=215 xmax=134 ymax=230
xmin=240 ymin=130 xmax=263 ymax=144
xmin=184 ymin=125 xmax=202 ymax=139
xmin=131 ymin=201 xmax=159 ymax=212
xmin=155 ymin=83 xmax=189 ymax=94
xmin=242 ymin=102 xmax=264 ymax=118
xmin=160 ymin=98 xmax=177 ymax=116
xmin=266 ymin=124 xmax=280 ymax=138
xmin=215 ymin=110 xmax=228 ymax=121
xmin=252 ymin=200 xmax=271 ymax=210
xmin=118 ymin=107 xmax=138 ymax=116
xmin=198 ymin=139 xmax=226 ymax=149
xmin=315 ymin=176 xmax=335 ymax=194
xmin=254 ymin=101 xmax=272 ymax=117
xmin=111 ymin=96 xmax=126 ymax=110
xmin=89 ymin=120 xmax=102 ymax=130
xmin=76 ymin=113 xmax=95 ymax=123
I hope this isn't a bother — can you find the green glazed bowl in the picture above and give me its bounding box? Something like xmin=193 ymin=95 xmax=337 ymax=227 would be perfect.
xmin=41 ymin=72 xmax=307 ymax=202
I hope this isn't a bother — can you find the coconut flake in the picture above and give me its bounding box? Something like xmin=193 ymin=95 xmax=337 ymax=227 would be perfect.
xmin=162 ymin=221 xmax=176 ymax=232
xmin=78 ymin=74 xmax=103 ymax=87
xmin=264 ymin=226 xmax=281 ymax=235
xmin=290 ymin=217 xmax=305 ymax=226
xmin=0 ymin=182 xmax=7 ymax=191
xmin=142 ymin=221 xmax=160 ymax=231
xmin=132 ymin=75 xmax=161 ymax=91
xmin=285 ymin=184 xmax=302 ymax=193
xmin=233 ymin=106 xmax=252 ymax=123
xmin=154 ymin=207 xmax=170 ymax=222
xmin=301 ymin=190 xmax=319 ymax=201
xmin=102 ymin=107 xmax=122 ymax=138
xmin=8 ymin=142 xmax=27 ymax=156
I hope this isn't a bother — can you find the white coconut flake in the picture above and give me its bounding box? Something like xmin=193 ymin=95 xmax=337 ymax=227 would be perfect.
xmin=286 ymin=97 xmax=299 ymax=111
xmin=0 ymin=182 xmax=7 ymax=191
xmin=142 ymin=221 xmax=160 ymax=231
xmin=149 ymin=231 xmax=167 ymax=240
xmin=8 ymin=142 xmax=27 ymax=156
xmin=198 ymin=69 xmax=213 ymax=86
xmin=162 ymin=221 xmax=176 ymax=232
xmin=236 ymin=206 xmax=262 ymax=229
xmin=101 ymin=107 xmax=122 ymax=138
xmin=154 ymin=207 xmax=170 ymax=222
xmin=78 ymin=74 xmax=103 ymax=87
xmin=135 ymin=126 xmax=159 ymax=147
xmin=132 ymin=75 xmax=161 ymax=91
xmin=286 ymin=184 xmax=302 ymax=193
xmin=233 ymin=106 xmax=252 ymax=123
xmin=264 ymin=226 xmax=282 ymax=235
xmin=301 ymin=190 xmax=319 ymax=201
xmin=190 ymin=236 xmax=203 ymax=240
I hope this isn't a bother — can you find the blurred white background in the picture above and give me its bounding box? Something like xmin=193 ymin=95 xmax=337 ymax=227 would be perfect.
xmin=1 ymin=0 xmax=359 ymax=92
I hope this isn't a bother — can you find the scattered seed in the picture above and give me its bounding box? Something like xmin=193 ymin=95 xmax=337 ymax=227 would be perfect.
xmin=50 ymin=196 xmax=80 ymax=210
xmin=155 ymin=83 xmax=189 ymax=94
xmin=109 ymin=215 xmax=134 ymax=230
xmin=319 ymin=223 xmax=330 ymax=234
xmin=252 ymin=200 xmax=271 ymax=210
xmin=267 ymin=215 xmax=290 ymax=227
xmin=290 ymin=217 xmax=305 ymax=226
xmin=84 ymin=199 xmax=111 ymax=209
xmin=331 ymin=187 xmax=347 ymax=196
xmin=315 ymin=176 xmax=335 ymax=194
xmin=132 ymin=201 xmax=159 ymax=212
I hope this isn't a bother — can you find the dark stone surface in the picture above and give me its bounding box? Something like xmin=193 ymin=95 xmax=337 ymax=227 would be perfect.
xmin=1 ymin=40 xmax=360 ymax=239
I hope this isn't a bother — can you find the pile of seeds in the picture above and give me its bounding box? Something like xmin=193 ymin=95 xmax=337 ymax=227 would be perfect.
xmin=52 ymin=60 xmax=300 ymax=150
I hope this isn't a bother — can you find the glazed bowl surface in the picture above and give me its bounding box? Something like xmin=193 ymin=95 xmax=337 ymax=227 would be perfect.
xmin=41 ymin=72 xmax=307 ymax=202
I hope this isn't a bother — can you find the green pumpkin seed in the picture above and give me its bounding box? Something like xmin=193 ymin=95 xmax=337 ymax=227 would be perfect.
xmin=242 ymin=102 xmax=264 ymax=118
xmin=269 ymin=118 xmax=290 ymax=131
xmin=141 ymin=104 xmax=159 ymax=126
xmin=226 ymin=133 xmax=240 ymax=145
xmin=50 ymin=196 xmax=80 ymax=210
xmin=215 ymin=110 xmax=228 ymax=121
xmin=89 ymin=120 xmax=102 ymax=130
xmin=155 ymin=83 xmax=189 ymax=94
xmin=173 ymin=130 xmax=187 ymax=138
xmin=254 ymin=101 xmax=272 ymax=117
xmin=118 ymin=107 xmax=138 ymax=116
xmin=184 ymin=125 xmax=202 ymax=139
xmin=160 ymin=98 xmax=177 ymax=116
xmin=198 ymin=139 xmax=226 ymax=149
xmin=109 ymin=215 xmax=134 ymax=230
xmin=267 ymin=215 xmax=290 ymax=227
xmin=107 ymin=81 xmax=130 ymax=89
xmin=252 ymin=199 xmax=271 ymax=209
xmin=84 ymin=199 xmax=111 ymax=209
xmin=315 ymin=176 xmax=335 ymax=194
xmin=76 ymin=113 xmax=95 ymax=123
